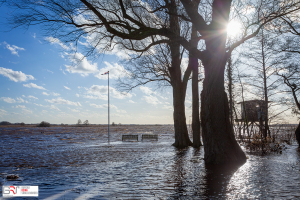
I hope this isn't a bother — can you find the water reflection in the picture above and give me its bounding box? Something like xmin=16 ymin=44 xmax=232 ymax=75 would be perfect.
xmin=172 ymin=147 xmax=190 ymax=196
xmin=1 ymin=127 xmax=300 ymax=199
xmin=204 ymin=163 xmax=242 ymax=199
xmin=227 ymin=144 xmax=300 ymax=199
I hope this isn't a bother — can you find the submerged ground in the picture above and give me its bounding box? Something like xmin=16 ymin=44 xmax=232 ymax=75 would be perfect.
xmin=0 ymin=125 xmax=300 ymax=199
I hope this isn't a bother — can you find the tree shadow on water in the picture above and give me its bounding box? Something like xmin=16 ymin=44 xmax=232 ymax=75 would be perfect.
xmin=203 ymin=162 xmax=244 ymax=199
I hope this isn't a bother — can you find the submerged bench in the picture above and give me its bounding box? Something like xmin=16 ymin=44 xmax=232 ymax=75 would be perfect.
xmin=122 ymin=134 xmax=138 ymax=141
xmin=142 ymin=134 xmax=158 ymax=141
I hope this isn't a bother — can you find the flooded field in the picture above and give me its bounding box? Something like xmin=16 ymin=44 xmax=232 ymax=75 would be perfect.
xmin=1 ymin=125 xmax=300 ymax=199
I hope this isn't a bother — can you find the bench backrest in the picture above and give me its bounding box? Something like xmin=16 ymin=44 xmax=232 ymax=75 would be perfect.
xmin=122 ymin=134 xmax=138 ymax=141
xmin=142 ymin=134 xmax=158 ymax=140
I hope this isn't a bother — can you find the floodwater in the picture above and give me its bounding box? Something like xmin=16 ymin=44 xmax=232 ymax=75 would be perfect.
xmin=0 ymin=125 xmax=300 ymax=199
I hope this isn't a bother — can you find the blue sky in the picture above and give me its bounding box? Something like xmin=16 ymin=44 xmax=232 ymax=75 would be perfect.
xmin=0 ymin=5 xmax=196 ymax=125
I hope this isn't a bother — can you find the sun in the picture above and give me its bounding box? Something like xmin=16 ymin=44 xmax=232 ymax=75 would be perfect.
xmin=227 ymin=20 xmax=242 ymax=38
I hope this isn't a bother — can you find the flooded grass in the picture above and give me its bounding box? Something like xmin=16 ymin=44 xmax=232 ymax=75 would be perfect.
xmin=1 ymin=125 xmax=300 ymax=199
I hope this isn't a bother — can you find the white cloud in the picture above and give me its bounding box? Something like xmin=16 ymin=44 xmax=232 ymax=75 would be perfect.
xmin=1 ymin=97 xmax=27 ymax=103
xmin=85 ymin=85 xmax=132 ymax=100
xmin=3 ymin=42 xmax=25 ymax=56
xmin=128 ymin=100 xmax=135 ymax=103
xmin=142 ymin=95 xmax=160 ymax=105
xmin=15 ymin=105 xmax=26 ymax=109
xmin=95 ymin=62 xmax=127 ymax=80
xmin=64 ymin=86 xmax=71 ymax=90
xmin=45 ymin=36 xmax=70 ymax=50
xmin=1 ymin=97 xmax=16 ymax=103
xmin=65 ymin=52 xmax=98 ymax=76
xmin=0 ymin=67 xmax=35 ymax=82
xmin=23 ymin=83 xmax=46 ymax=90
xmin=53 ymin=92 xmax=60 ymax=96
xmin=22 ymin=108 xmax=33 ymax=114
xmin=140 ymin=86 xmax=155 ymax=95
xmin=34 ymin=103 xmax=44 ymax=107
xmin=90 ymin=103 xmax=108 ymax=109
xmin=76 ymin=93 xmax=80 ymax=97
xmin=116 ymin=109 xmax=127 ymax=113
xmin=0 ymin=109 xmax=7 ymax=116
xmin=69 ymin=108 xmax=80 ymax=112
xmin=28 ymin=95 xmax=38 ymax=100
xmin=162 ymin=104 xmax=173 ymax=110
xmin=43 ymin=92 xmax=50 ymax=96
xmin=33 ymin=33 xmax=36 ymax=39
xmin=185 ymin=100 xmax=192 ymax=104
xmin=45 ymin=97 xmax=81 ymax=106
xmin=90 ymin=103 xmax=126 ymax=113
xmin=50 ymin=105 xmax=61 ymax=111
xmin=16 ymin=97 xmax=27 ymax=103
xmin=139 ymin=86 xmax=168 ymax=100
xmin=46 ymin=69 xmax=54 ymax=74
xmin=139 ymin=86 xmax=168 ymax=104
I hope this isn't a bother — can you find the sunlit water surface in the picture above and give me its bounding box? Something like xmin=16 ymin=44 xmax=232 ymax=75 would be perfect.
xmin=0 ymin=126 xmax=300 ymax=199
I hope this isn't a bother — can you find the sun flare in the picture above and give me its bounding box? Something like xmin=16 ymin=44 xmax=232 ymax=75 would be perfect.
xmin=227 ymin=20 xmax=242 ymax=38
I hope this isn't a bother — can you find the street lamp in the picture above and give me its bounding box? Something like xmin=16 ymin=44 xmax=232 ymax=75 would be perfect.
xmin=101 ymin=71 xmax=110 ymax=143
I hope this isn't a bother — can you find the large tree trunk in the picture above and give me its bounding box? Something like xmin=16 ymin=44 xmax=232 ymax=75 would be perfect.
xmin=170 ymin=48 xmax=192 ymax=148
xmin=169 ymin=0 xmax=192 ymax=148
xmin=201 ymin=55 xmax=246 ymax=164
xmin=200 ymin=0 xmax=246 ymax=164
xmin=172 ymin=79 xmax=192 ymax=147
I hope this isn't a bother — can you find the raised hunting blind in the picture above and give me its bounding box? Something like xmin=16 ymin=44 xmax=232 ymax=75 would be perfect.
xmin=236 ymin=100 xmax=269 ymax=122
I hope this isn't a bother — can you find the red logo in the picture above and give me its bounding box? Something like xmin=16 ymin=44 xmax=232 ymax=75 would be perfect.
xmin=10 ymin=186 xmax=16 ymax=194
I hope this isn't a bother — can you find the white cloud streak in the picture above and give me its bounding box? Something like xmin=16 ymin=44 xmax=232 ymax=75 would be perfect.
xmin=64 ymin=86 xmax=71 ymax=90
xmin=23 ymin=83 xmax=46 ymax=90
xmin=50 ymin=105 xmax=61 ymax=111
xmin=1 ymin=97 xmax=16 ymax=103
xmin=85 ymin=85 xmax=132 ymax=100
xmin=3 ymin=42 xmax=25 ymax=56
xmin=140 ymin=86 xmax=155 ymax=95
xmin=45 ymin=36 xmax=70 ymax=50
xmin=90 ymin=103 xmax=126 ymax=113
xmin=95 ymin=62 xmax=127 ymax=80
xmin=142 ymin=95 xmax=160 ymax=105
xmin=0 ymin=97 xmax=26 ymax=104
xmin=65 ymin=52 xmax=98 ymax=76
xmin=45 ymin=97 xmax=81 ymax=106
xmin=0 ymin=67 xmax=35 ymax=82
xmin=28 ymin=95 xmax=38 ymax=100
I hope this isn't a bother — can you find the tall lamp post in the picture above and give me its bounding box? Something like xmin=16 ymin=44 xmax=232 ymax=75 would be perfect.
xmin=101 ymin=71 xmax=110 ymax=143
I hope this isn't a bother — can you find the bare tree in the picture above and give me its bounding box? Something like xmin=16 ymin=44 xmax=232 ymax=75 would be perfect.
xmin=117 ymin=25 xmax=203 ymax=147
xmin=240 ymin=28 xmax=287 ymax=139
xmin=268 ymin=10 xmax=300 ymax=144
xmin=276 ymin=63 xmax=300 ymax=144
xmin=84 ymin=120 xmax=89 ymax=126
xmin=4 ymin=0 xmax=300 ymax=163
